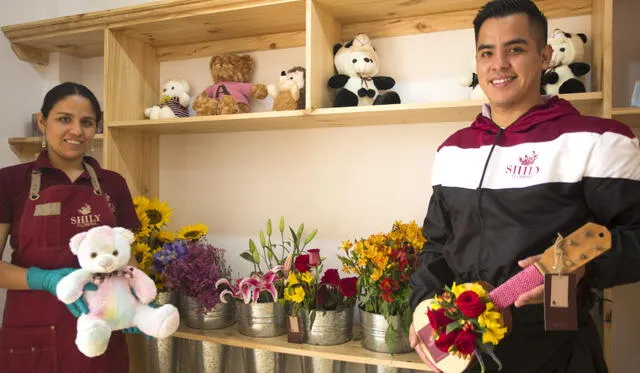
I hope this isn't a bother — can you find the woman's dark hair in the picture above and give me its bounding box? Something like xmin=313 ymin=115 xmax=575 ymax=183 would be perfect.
xmin=40 ymin=82 xmax=103 ymax=124
xmin=473 ymin=0 xmax=548 ymax=50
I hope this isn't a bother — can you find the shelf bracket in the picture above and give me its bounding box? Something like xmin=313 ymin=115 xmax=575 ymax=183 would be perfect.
xmin=11 ymin=43 xmax=49 ymax=66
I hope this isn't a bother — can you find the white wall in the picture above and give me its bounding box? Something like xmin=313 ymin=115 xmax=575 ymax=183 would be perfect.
xmin=3 ymin=2 xmax=638 ymax=372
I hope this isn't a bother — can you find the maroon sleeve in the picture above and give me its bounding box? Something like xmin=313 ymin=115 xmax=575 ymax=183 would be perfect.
xmin=0 ymin=168 xmax=12 ymax=224
xmin=113 ymin=174 xmax=140 ymax=232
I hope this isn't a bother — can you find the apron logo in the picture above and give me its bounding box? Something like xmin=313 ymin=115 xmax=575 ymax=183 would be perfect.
xmin=505 ymin=151 xmax=540 ymax=178
xmin=71 ymin=203 xmax=102 ymax=228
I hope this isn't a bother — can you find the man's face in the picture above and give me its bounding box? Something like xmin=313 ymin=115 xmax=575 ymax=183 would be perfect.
xmin=476 ymin=13 xmax=551 ymax=109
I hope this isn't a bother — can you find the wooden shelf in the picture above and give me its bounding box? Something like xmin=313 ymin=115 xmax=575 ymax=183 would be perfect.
xmin=1 ymin=0 xmax=306 ymax=64
xmin=316 ymin=0 xmax=592 ymax=40
xmin=107 ymin=92 xmax=603 ymax=135
xmin=612 ymin=107 xmax=640 ymax=128
xmin=174 ymin=324 xmax=432 ymax=372
xmin=8 ymin=134 xmax=104 ymax=159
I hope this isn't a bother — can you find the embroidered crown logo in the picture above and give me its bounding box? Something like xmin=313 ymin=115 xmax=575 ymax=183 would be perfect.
xmin=78 ymin=203 xmax=92 ymax=215
xmin=519 ymin=151 xmax=538 ymax=166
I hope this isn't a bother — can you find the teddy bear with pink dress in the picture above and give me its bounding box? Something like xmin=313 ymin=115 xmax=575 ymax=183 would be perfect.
xmin=56 ymin=225 xmax=180 ymax=357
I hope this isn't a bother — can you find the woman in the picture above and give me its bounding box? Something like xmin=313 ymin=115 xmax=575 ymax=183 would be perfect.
xmin=0 ymin=82 xmax=139 ymax=372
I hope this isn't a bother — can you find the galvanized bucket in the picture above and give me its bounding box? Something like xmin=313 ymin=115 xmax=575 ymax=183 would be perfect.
xmin=242 ymin=348 xmax=286 ymax=373
xmin=184 ymin=296 xmax=236 ymax=330
xmin=237 ymin=301 xmax=287 ymax=373
xmin=300 ymin=308 xmax=354 ymax=345
xmin=236 ymin=301 xmax=286 ymax=337
xmin=298 ymin=308 xmax=353 ymax=373
xmin=145 ymin=291 xmax=178 ymax=373
xmin=180 ymin=295 xmax=236 ymax=373
xmin=360 ymin=309 xmax=412 ymax=353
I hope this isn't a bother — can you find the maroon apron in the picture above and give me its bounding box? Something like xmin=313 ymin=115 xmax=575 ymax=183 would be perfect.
xmin=0 ymin=163 xmax=128 ymax=373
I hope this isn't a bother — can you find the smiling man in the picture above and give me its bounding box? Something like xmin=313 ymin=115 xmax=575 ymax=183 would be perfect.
xmin=408 ymin=1 xmax=640 ymax=372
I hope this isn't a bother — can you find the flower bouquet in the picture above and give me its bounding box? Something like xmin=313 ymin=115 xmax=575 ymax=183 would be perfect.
xmin=338 ymin=220 xmax=426 ymax=352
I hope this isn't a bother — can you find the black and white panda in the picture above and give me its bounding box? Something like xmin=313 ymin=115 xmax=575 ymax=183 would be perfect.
xmin=327 ymin=34 xmax=401 ymax=107
xmin=542 ymin=29 xmax=591 ymax=95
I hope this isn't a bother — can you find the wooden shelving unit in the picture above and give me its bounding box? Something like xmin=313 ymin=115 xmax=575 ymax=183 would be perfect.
xmin=174 ymin=324 xmax=431 ymax=371
xmin=1 ymin=0 xmax=617 ymax=371
xmin=8 ymin=134 xmax=104 ymax=159
xmin=613 ymin=107 xmax=640 ymax=128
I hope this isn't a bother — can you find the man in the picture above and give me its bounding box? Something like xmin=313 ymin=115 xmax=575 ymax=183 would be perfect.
xmin=408 ymin=1 xmax=640 ymax=372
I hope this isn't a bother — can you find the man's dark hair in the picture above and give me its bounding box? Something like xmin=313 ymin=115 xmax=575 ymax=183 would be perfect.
xmin=473 ymin=0 xmax=548 ymax=50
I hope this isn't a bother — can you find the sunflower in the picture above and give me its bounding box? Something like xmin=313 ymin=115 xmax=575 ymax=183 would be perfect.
xmin=177 ymin=223 xmax=208 ymax=241
xmin=156 ymin=230 xmax=176 ymax=244
xmin=143 ymin=198 xmax=172 ymax=228
xmin=133 ymin=196 xmax=150 ymax=212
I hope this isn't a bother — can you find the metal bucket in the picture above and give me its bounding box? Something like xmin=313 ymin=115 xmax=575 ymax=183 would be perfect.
xmin=184 ymin=296 xmax=236 ymax=330
xmin=364 ymin=365 xmax=416 ymax=373
xmin=236 ymin=301 xmax=286 ymax=337
xmin=145 ymin=291 xmax=178 ymax=373
xmin=301 ymin=357 xmax=347 ymax=373
xmin=360 ymin=309 xmax=412 ymax=354
xmin=300 ymin=308 xmax=354 ymax=345
xmin=242 ymin=348 xmax=286 ymax=373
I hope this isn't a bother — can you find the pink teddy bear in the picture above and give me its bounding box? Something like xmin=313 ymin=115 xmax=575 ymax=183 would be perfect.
xmin=56 ymin=225 xmax=179 ymax=357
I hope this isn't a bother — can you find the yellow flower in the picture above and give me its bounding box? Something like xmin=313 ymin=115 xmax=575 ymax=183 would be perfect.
xmin=301 ymin=271 xmax=314 ymax=284
xmin=286 ymin=271 xmax=299 ymax=286
xmin=478 ymin=303 xmax=507 ymax=345
xmin=133 ymin=242 xmax=151 ymax=256
xmin=451 ymin=282 xmax=487 ymax=299
xmin=133 ymin=196 xmax=150 ymax=212
xmin=370 ymin=267 xmax=383 ymax=282
xmin=144 ymin=198 xmax=172 ymax=227
xmin=284 ymin=286 xmax=305 ymax=303
xmin=135 ymin=212 xmax=152 ymax=238
xmin=156 ymin=230 xmax=175 ymax=243
xmin=177 ymin=223 xmax=208 ymax=241
xmin=340 ymin=240 xmax=353 ymax=252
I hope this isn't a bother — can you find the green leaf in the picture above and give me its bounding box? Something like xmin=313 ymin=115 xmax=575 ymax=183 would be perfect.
xmin=266 ymin=247 xmax=277 ymax=262
xmin=259 ymin=230 xmax=266 ymax=248
xmin=385 ymin=322 xmax=398 ymax=352
xmin=445 ymin=321 xmax=462 ymax=334
xmin=240 ymin=251 xmax=256 ymax=264
xmin=266 ymin=218 xmax=272 ymax=236
xmin=296 ymin=223 xmax=304 ymax=241
xmin=303 ymin=229 xmax=317 ymax=245
xmin=310 ymin=310 xmax=317 ymax=331
xmin=289 ymin=227 xmax=299 ymax=247
xmin=279 ymin=216 xmax=285 ymax=234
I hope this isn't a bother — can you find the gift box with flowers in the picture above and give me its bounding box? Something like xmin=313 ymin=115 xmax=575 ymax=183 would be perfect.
xmin=339 ymin=220 xmax=426 ymax=352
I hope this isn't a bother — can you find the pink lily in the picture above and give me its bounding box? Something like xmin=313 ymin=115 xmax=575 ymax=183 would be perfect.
xmin=215 ymin=278 xmax=247 ymax=303
xmin=238 ymin=265 xmax=283 ymax=304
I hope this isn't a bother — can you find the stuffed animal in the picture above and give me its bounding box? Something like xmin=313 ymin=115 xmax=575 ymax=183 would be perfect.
xmin=542 ymin=29 xmax=591 ymax=95
xmin=328 ymin=34 xmax=400 ymax=107
xmin=267 ymin=66 xmax=306 ymax=111
xmin=144 ymin=79 xmax=191 ymax=119
xmin=56 ymin=225 xmax=180 ymax=358
xmin=192 ymin=54 xmax=268 ymax=115
xmin=460 ymin=57 xmax=488 ymax=100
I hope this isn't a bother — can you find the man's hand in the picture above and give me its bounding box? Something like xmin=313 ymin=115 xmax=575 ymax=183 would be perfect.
xmin=409 ymin=322 xmax=442 ymax=373
xmin=514 ymin=254 xmax=585 ymax=307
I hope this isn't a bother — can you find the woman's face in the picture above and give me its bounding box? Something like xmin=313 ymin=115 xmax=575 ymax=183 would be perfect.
xmin=38 ymin=95 xmax=98 ymax=164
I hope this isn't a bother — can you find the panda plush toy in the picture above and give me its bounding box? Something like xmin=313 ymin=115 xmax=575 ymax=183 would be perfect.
xmin=328 ymin=34 xmax=400 ymax=107
xmin=542 ymin=28 xmax=591 ymax=95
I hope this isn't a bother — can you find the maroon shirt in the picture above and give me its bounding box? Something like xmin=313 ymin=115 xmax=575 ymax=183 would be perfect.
xmin=0 ymin=151 xmax=139 ymax=254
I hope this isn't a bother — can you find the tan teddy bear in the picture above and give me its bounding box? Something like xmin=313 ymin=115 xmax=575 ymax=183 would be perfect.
xmin=267 ymin=66 xmax=306 ymax=111
xmin=192 ymin=54 xmax=268 ymax=116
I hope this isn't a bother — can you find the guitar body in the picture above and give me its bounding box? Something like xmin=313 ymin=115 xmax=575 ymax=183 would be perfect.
xmin=413 ymin=299 xmax=472 ymax=373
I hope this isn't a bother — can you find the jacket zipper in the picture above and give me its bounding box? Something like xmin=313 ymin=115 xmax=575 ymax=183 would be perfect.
xmin=474 ymin=127 xmax=504 ymax=281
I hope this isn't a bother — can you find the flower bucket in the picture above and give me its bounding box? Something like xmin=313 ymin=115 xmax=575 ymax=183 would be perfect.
xmin=236 ymin=301 xmax=286 ymax=337
xmin=181 ymin=295 xmax=235 ymax=373
xmin=297 ymin=308 xmax=353 ymax=373
xmin=360 ymin=309 xmax=412 ymax=353
xmin=237 ymin=301 xmax=287 ymax=373
xmin=145 ymin=291 xmax=178 ymax=373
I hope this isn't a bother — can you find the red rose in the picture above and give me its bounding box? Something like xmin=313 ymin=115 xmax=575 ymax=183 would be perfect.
xmin=338 ymin=277 xmax=357 ymax=298
xmin=434 ymin=329 xmax=459 ymax=353
xmin=294 ymin=254 xmax=310 ymax=273
xmin=379 ymin=278 xmax=399 ymax=293
xmin=456 ymin=290 xmax=486 ymax=318
xmin=321 ymin=269 xmax=340 ymax=286
xmin=381 ymin=291 xmax=394 ymax=303
xmin=427 ymin=308 xmax=453 ymax=331
xmin=308 ymin=248 xmax=321 ymax=266
xmin=453 ymin=330 xmax=477 ymax=355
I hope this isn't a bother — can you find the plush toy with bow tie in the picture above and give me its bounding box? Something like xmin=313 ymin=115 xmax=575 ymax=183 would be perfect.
xmin=56 ymin=225 xmax=180 ymax=357
xmin=328 ymin=33 xmax=400 ymax=107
